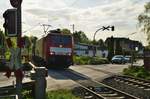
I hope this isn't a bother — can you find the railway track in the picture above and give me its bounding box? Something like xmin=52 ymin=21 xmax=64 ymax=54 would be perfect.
xmin=81 ymin=65 xmax=150 ymax=90
xmin=103 ymin=75 xmax=150 ymax=99
xmin=58 ymin=69 xmax=139 ymax=99
xmin=113 ymin=75 xmax=150 ymax=89
xmin=80 ymin=65 xmax=150 ymax=98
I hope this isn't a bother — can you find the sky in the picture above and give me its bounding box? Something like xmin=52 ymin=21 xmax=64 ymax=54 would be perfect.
xmin=0 ymin=0 xmax=149 ymax=45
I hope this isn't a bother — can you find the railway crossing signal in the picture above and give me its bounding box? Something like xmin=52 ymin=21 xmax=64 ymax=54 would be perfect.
xmin=3 ymin=9 xmax=17 ymax=37
xmin=10 ymin=0 xmax=22 ymax=8
xmin=102 ymin=26 xmax=115 ymax=31
xmin=3 ymin=0 xmax=23 ymax=98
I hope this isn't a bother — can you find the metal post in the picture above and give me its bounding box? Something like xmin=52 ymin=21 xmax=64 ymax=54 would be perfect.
xmin=16 ymin=6 xmax=22 ymax=99
xmin=114 ymin=39 xmax=116 ymax=55
xmin=131 ymin=41 xmax=134 ymax=66
xmin=93 ymin=28 xmax=103 ymax=57
xmin=31 ymin=67 xmax=47 ymax=99
xmin=72 ymin=24 xmax=74 ymax=34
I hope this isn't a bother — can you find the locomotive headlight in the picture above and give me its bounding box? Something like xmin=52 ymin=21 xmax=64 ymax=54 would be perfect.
xmin=50 ymin=52 xmax=55 ymax=55
xmin=59 ymin=45 xmax=63 ymax=48
xmin=67 ymin=52 xmax=71 ymax=56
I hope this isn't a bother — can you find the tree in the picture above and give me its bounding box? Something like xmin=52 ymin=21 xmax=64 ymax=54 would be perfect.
xmin=95 ymin=39 xmax=104 ymax=47
xmin=73 ymin=31 xmax=90 ymax=43
xmin=30 ymin=36 xmax=38 ymax=56
xmin=0 ymin=29 xmax=5 ymax=57
xmin=61 ymin=28 xmax=72 ymax=34
xmin=138 ymin=2 xmax=150 ymax=45
xmin=105 ymin=36 xmax=114 ymax=61
xmin=23 ymin=36 xmax=32 ymax=59
xmin=0 ymin=29 xmax=5 ymax=47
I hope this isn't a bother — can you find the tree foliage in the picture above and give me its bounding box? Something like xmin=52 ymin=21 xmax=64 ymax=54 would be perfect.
xmin=30 ymin=36 xmax=38 ymax=56
xmin=138 ymin=2 xmax=150 ymax=45
xmin=61 ymin=28 xmax=71 ymax=34
xmin=73 ymin=31 xmax=90 ymax=43
xmin=93 ymin=39 xmax=105 ymax=46
xmin=0 ymin=29 xmax=5 ymax=47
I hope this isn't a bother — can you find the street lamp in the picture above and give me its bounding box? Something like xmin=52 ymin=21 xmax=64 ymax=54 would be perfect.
xmin=93 ymin=26 xmax=115 ymax=57
xmin=93 ymin=26 xmax=115 ymax=41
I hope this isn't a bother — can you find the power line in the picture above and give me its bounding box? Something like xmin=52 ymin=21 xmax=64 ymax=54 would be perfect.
xmin=41 ymin=24 xmax=52 ymax=34
xmin=125 ymin=32 xmax=137 ymax=37
xmin=23 ymin=23 xmax=40 ymax=33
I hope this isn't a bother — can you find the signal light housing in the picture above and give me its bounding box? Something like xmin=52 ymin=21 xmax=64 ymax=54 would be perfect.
xmin=3 ymin=9 xmax=17 ymax=37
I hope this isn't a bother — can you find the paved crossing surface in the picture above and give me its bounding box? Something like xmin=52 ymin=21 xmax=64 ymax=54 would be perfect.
xmin=0 ymin=60 xmax=144 ymax=90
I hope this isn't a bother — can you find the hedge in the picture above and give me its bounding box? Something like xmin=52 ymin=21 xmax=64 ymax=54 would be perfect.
xmin=73 ymin=56 xmax=109 ymax=65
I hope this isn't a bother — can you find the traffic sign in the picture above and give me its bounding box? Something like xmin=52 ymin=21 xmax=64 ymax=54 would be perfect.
xmin=10 ymin=0 xmax=22 ymax=8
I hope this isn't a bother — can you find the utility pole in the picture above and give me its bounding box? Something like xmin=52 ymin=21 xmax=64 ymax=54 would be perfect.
xmin=71 ymin=24 xmax=75 ymax=34
xmin=113 ymin=39 xmax=116 ymax=55
xmin=131 ymin=41 xmax=134 ymax=66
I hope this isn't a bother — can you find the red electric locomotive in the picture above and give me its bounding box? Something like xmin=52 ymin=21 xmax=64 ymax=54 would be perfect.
xmin=35 ymin=29 xmax=74 ymax=69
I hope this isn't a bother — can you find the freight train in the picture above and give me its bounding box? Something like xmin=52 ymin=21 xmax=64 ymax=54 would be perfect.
xmin=34 ymin=29 xmax=74 ymax=69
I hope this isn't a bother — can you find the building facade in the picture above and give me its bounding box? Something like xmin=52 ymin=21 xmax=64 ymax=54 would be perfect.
xmin=105 ymin=36 xmax=144 ymax=60
xmin=74 ymin=43 xmax=108 ymax=58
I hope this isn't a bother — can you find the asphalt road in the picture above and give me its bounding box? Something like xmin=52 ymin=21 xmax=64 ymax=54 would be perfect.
xmin=46 ymin=63 xmax=131 ymax=91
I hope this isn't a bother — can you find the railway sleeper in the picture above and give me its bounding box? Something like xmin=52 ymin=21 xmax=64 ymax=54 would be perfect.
xmin=100 ymin=93 xmax=118 ymax=97
xmin=114 ymin=77 xmax=150 ymax=89
xmin=105 ymin=97 xmax=125 ymax=99
xmin=102 ymin=76 xmax=150 ymax=99
xmin=118 ymin=76 xmax=150 ymax=85
xmin=74 ymin=87 xmax=130 ymax=99
xmin=84 ymin=94 xmax=94 ymax=99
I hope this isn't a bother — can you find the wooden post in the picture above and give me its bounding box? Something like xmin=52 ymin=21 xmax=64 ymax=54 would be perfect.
xmin=144 ymin=48 xmax=150 ymax=70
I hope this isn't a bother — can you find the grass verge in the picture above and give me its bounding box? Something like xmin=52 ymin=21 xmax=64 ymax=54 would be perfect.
xmin=46 ymin=89 xmax=81 ymax=99
xmin=6 ymin=89 xmax=81 ymax=99
xmin=123 ymin=66 xmax=150 ymax=80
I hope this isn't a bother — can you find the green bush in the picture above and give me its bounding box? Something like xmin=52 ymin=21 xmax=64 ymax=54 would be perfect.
xmin=123 ymin=66 xmax=150 ymax=79
xmin=5 ymin=50 xmax=11 ymax=60
xmin=89 ymin=57 xmax=109 ymax=65
xmin=73 ymin=56 xmax=89 ymax=65
xmin=73 ymin=56 xmax=109 ymax=65
xmin=22 ymin=90 xmax=33 ymax=99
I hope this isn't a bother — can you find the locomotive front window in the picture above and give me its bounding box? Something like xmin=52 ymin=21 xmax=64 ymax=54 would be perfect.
xmin=51 ymin=35 xmax=72 ymax=45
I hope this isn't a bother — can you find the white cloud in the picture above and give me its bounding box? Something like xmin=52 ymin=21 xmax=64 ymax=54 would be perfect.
xmin=0 ymin=0 xmax=149 ymax=45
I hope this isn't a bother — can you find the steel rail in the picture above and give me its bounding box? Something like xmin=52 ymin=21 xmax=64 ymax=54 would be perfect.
xmin=81 ymin=65 xmax=150 ymax=89
xmin=61 ymin=69 xmax=139 ymax=99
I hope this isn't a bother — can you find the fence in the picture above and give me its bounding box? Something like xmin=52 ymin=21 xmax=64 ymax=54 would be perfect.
xmin=0 ymin=62 xmax=47 ymax=99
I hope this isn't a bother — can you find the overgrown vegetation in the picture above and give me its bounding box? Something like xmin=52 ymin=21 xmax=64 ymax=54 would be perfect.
xmin=22 ymin=90 xmax=33 ymax=99
xmin=3 ymin=89 xmax=80 ymax=99
xmin=138 ymin=2 xmax=150 ymax=45
xmin=73 ymin=56 xmax=109 ymax=65
xmin=123 ymin=66 xmax=150 ymax=80
xmin=46 ymin=89 xmax=80 ymax=99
